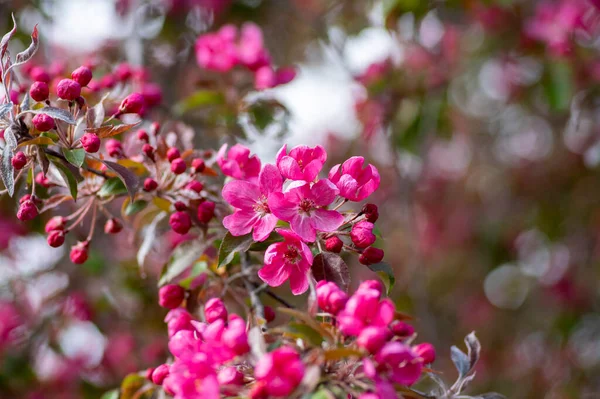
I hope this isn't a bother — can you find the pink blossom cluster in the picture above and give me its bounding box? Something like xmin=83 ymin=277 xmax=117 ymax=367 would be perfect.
xmin=219 ymin=144 xmax=382 ymax=295
xmin=195 ymin=23 xmax=296 ymax=90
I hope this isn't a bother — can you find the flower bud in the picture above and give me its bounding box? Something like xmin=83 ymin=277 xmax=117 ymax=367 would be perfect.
xmin=264 ymin=306 xmax=275 ymax=323
xmin=11 ymin=152 xmax=27 ymax=170
xmin=141 ymin=83 xmax=162 ymax=107
xmin=359 ymin=247 xmax=384 ymax=265
xmin=29 ymin=81 xmax=49 ymax=102
xmin=218 ymin=367 xmax=244 ymax=386
xmin=56 ymin=79 xmax=82 ymax=101
xmin=351 ymin=221 xmax=376 ymax=248
xmin=144 ymin=178 xmax=158 ymax=191
xmin=32 ymin=113 xmax=55 ymax=132
xmin=101 ymin=74 xmax=117 ymax=89
xmin=191 ymin=158 xmax=205 ymax=173
xmin=35 ymin=172 xmax=51 ymax=188
xmin=70 ymin=241 xmax=89 ymax=264
xmin=414 ymin=343 xmax=436 ymax=364
xmin=151 ymin=364 xmax=170 ymax=385
xmin=166 ymin=147 xmax=180 ymax=162
xmin=115 ymin=63 xmax=132 ymax=81
xmin=137 ymin=129 xmax=149 ymax=142
xmin=165 ymin=309 xmax=193 ymax=338
xmin=105 ymin=139 xmax=123 ymax=157
xmin=249 ymin=381 xmax=268 ymax=399
xmin=47 ymin=230 xmax=66 ymax=248
xmin=170 ymin=158 xmax=186 ymax=175
xmin=254 ymin=346 xmax=304 ymax=397
xmin=45 ymin=216 xmax=66 ymax=232
xmin=316 ymin=281 xmax=348 ymax=315
xmin=222 ymin=317 xmax=250 ymax=355
xmin=325 ymin=236 xmax=343 ymax=253
xmin=204 ymin=298 xmax=227 ymax=323
xmin=104 ymin=218 xmax=123 ymax=234
xmin=159 ymin=284 xmax=185 ymax=309
xmin=142 ymin=144 xmax=155 ymax=160
xmin=119 ymin=92 xmax=145 ymax=114
xmin=357 ymin=280 xmax=383 ymax=294
xmin=197 ymin=201 xmax=215 ymax=223
xmin=145 ymin=367 xmax=155 ymax=381
xmin=173 ymin=202 xmax=186 ymax=212
xmin=169 ymin=211 xmax=191 ymax=235
xmin=17 ymin=200 xmax=38 ymax=221
xmin=357 ymin=326 xmax=389 ymax=353
xmin=30 ymin=66 xmax=50 ymax=83
xmin=389 ymin=321 xmax=415 ymax=338
xmin=71 ymin=66 xmax=93 ymax=87
xmin=185 ymin=180 xmax=203 ymax=193
xmin=81 ymin=133 xmax=101 ymax=153
xmin=362 ymin=203 xmax=379 ymax=223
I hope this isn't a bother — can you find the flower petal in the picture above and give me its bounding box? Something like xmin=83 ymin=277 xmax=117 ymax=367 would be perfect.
xmin=289 ymin=267 xmax=310 ymax=295
xmin=223 ymin=210 xmax=259 ymax=236
xmin=291 ymin=214 xmax=316 ymax=242
xmin=269 ymin=192 xmax=297 ymax=222
xmin=258 ymin=260 xmax=291 ymax=287
xmin=277 ymin=156 xmax=303 ymax=180
xmin=252 ymin=214 xmax=278 ymax=242
xmin=259 ymin=164 xmax=283 ymax=195
xmin=222 ymin=180 xmax=260 ymax=208
xmin=311 ymin=209 xmax=344 ymax=233
xmin=310 ymin=179 xmax=338 ymax=206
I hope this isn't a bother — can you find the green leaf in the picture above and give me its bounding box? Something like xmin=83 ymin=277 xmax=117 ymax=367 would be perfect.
xmin=288 ymin=322 xmax=324 ymax=346
xmin=124 ymin=200 xmax=148 ymax=216
xmin=544 ymin=61 xmax=573 ymax=112
xmin=159 ymin=239 xmax=210 ymax=286
xmin=49 ymin=157 xmax=80 ymax=200
xmin=99 ymin=177 xmax=127 ymax=197
xmin=367 ymin=262 xmax=395 ymax=294
xmin=100 ymin=389 xmax=119 ymax=399
xmin=63 ymin=148 xmax=85 ymax=167
xmin=311 ymin=388 xmax=335 ymax=399
xmin=218 ymin=232 xmax=254 ymax=267
xmin=120 ymin=373 xmax=148 ymax=399
xmin=173 ymin=90 xmax=224 ymax=115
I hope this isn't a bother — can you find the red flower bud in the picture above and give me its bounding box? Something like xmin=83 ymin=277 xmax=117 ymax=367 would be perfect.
xmin=35 ymin=172 xmax=51 ymax=188
xmin=264 ymin=305 xmax=276 ymax=323
xmin=105 ymin=139 xmax=123 ymax=157
xmin=56 ymin=79 xmax=82 ymax=101
xmin=185 ymin=180 xmax=203 ymax=193
xmin=70 ymin=241 xmax=89 ymax=264
xmin=351 ymin=221 xmax=376 ymax=248
xmin=316 ymin=281 xmax=348 ymax=315
xmin=191 ymin=158 xmax=205 ymax=173
xmin=119 ymin=92 xmax=145 ymax=114
xmin=145 ymin=367 xmax=155 ymax=381
xmin=169 ymin=211 xmax=191 ymax=234
xmin=104 ymin=218 xmax=123 ymax=234
xmin=47 ymin=230 xmax=66 ymax=248
xmin=249 ymin=381 xmax=268 ymax=399
xmin=362 ymin=203 xmax=379 ymax=223
xmin=115 ymin=63 xmax=133 ymax=81
xmin=174 ymin=201 xmax=187 ymax=212
xmin=29 ymin=81 xmax=49 ymax=102
xmin=141 ymin=83 xmax=162 ymax=107
xmin=197 ymin=201 xmax=215 ymax=223
xmin=325 ymin=236 xmax=343 ymax=253
xmin=100 ymin=74 xmax=116 ymax=89
xmin=17 ymin=200 xmax=38 ymax=221
xmin=204 ymin=297 xmax=227 ymax=323
xmin=45 ymin=216 xmax=66 ymax=232
xmin=144 ymin=178 xmax=158 ymax=191
xmin=81 ymin=133 xmax=101 ymax=153
xmin=170 ymin=158 xmax=186 ymax=175
xmin=30 ymin=66 xmax=50 ymax=83
xmin=71 ymin=66 xmax=93 ymax=87
xmin=151 ymin=364 xmax=170 ymax=385
xmin=136 ymin=129 xmax=149 ymax=142
xmin=158 ymin=284 xmax=185 ymax=309
xmin=142 ymin=144 xmax=155 ymax=160
xmin=389 ymin=321 xmax=414 ymax=338
xmin=414 ymin=343 xmax=436 ymax=364
xmin=11 ymin=152 xmax=27 ymax=170
xmin=32 ymin=113 xmax=55 ymax=132
xmin=358 ymin=246 xmax=384 ymax=265
xmin=167 ymin=147 xmax=181 ymax=162
xmin=356 ymin=326 xmax=389 ymax=353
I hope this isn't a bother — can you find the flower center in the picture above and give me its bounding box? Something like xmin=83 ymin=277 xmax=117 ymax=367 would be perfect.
xmin=284 ymin=245 xmax=301 ymax=264
xmin=298 ymin=198 xmax=314 ymax=214
xmin=253 ymin=196 xmax=271 ymax=216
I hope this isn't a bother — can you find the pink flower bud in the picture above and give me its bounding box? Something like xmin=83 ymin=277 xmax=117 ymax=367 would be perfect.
xmin=35 ymin=172 xmax=51 ymax=188
xmin=359 ymin=247 xmax=384 ymax=265
xmin=217 ymin=367 xmax=244 ymax=386
xmin=254 ymin=66 xmax=276 ymax=90
xmin=174 ymin=201 xmax=187 ymax=212
xmin=275 ymin=67 xmax=296 ymax=85
xmin=11 ymin=152 xmax=27 ymax=170
xmin=32 ymin=113 xmax=55 ymax=132
xmin=105 ymin=139 xmax=123 ymax=157
xmin=164 ymin=308 xmax=193 ymax=338
xmin=45 ymin=216 xmax=66 ymax=232
xmin=142 ymin=144 xmax=155 ymax=160
xmin=119 ymin=92 xmax=145 ymax=114
xmin=104 ymin=218 xmax=123 ymax=234
xmin=30 ymin=66 xmax=50 ymax=83
xmin=185 ymin=180 xmax=203 ymax=193
xmin=56 ymin=79 xmax=82 ymax=101
xmin=115 ymin=63 xmax=132 ymax=81
xmin=414 ymin=343 xmax=436 ymax=364
xmin=254 ymin=346 xmax=304 ymax=397
xmin=141 ymin=83 xmax=162 ymax=107
xmin=29 ymin=81 xmax=49 ymax=102
xmin=137 ymin=129 xmax=149 ymax=142
xmin=159 ymin=284 xmax=185 ymax=309
xmin=81 ymin=133 xmax=100 ymax=153
xmin=70 ymin=241 xmax=89 ymax=264
xmin=197 ymin=201 xmax=215 ymax=223
xmin=222 ymin=317 xmax=250 ymax=355
xmin=362 ymin=203 xmax=379 ymax=223
xmin=151 ymin=364 xmax=170 ymax=385
xmin=316 ymin=281 xmax=348 ymax=315
xmin=204 ymin=298 xmax=227 ymax=323
xmin=170 ymin=158 xmax=186 ymax=175
xmin=71 ymin=66 xmax=93 ymax=87
xmin=375 ymin=342 xmax=423 ymax=386
xmin=169 ymin=211 xmax=191 ymax=235
xmin=144 ymin=178 xmax=158 ymax=191
xmin=357 ymin=280 xmax=383 ymax=294
xmin=17 ymin=200 xmax=38 ymax=221
xmin=145 ymin=367 xmax=155 ymax=380
xmin=47 ymin=230 xmax=66 ymax=248
xmin=191 ymin=158 xmax=205 ymax=173
xmin=389 ymin=321 xmax=415 ymax=338
xmin=100 ymin=74 xmax=117 ymax=89
xmin=325 ymin=236 xmax=343 ymax=253
xmin=356 ymin=326 xmax=389 ymax=353
xmin=351 ymin=221 xmax=376 ymax=248
xmin=167 ymin=148 xmax=180 ymax=162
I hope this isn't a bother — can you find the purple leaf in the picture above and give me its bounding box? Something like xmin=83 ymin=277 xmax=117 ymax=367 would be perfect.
xmin=311 ymin=252 xmax=350 ymax=292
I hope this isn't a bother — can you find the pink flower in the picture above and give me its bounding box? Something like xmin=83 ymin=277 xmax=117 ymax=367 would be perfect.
xmin=195 ymin=25 xmax=238 ymax=72
xmin=237 ymin=23 xmax=270 ymax=71
xmin=375 ymin=342 xmax=424 ymax=386
xmin=222 ymin=164 xmax=282 ymax=241
xmin=316 ymin=281 xmax=348 ymax=315
xmin=216 ymin=144 xmax=261 ymax=181
xmin=163 ymin=353 xmax=220 ymax=399
xmin=329 ymin=156 xmax=380 ymax=202
xmin=258 ymin=229 xmax=313 ymax=295
xmin=336 ymin=285 xmax=395 ymax=336
xmin=276 ymin=144 xmax=327 ymax=182
xmin=254 ymin=346 xmax=304 ymax=397
xmin=270 ymin=180 xmax=344 ymax=242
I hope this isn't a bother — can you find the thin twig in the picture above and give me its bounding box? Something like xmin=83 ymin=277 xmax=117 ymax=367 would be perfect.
xmin=241 ymin=252 xmax=266 ymax=331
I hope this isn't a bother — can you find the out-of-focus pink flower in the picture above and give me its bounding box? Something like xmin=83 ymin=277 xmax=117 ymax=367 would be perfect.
xmin=254 ymin=346 xmax=304 ymax=397
xmin=316 ymin=281 xmax=348 ymax=315
xmin=204 ymin=298 xmax=228 ymax=323
xmin=258 ymin=229 xmax=313 ymax=295
xmin=254 ymin=66 xmax=276 ymax=90
xmin=336 ymin=284 xmax=395 ymax=336
xmin=328 ymin=156 xmax=380 ymax=202
xmin=222 ymin=164 xmax=282 ymax=241
xmin=270 ymin=180 xmax=344 ymax=242
xmin=237 ymin=23 xmax=270 ymax=71
xmin=195 ymin=25 xmax=239 ymax=72
xmin=165 ymin=308 xmax=194 ymax=338
xmin=0 ymin=302 xmax=22 ymax=350
xmin=276 ymin=144 xmax=327 ymax=182
xmin=163 ymin=352 xmax=220 ymax=399
xmin=216 ymin=144 xmax=261 ymax=181
xmin=374 ymin=342 xmax=424 ymax=386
